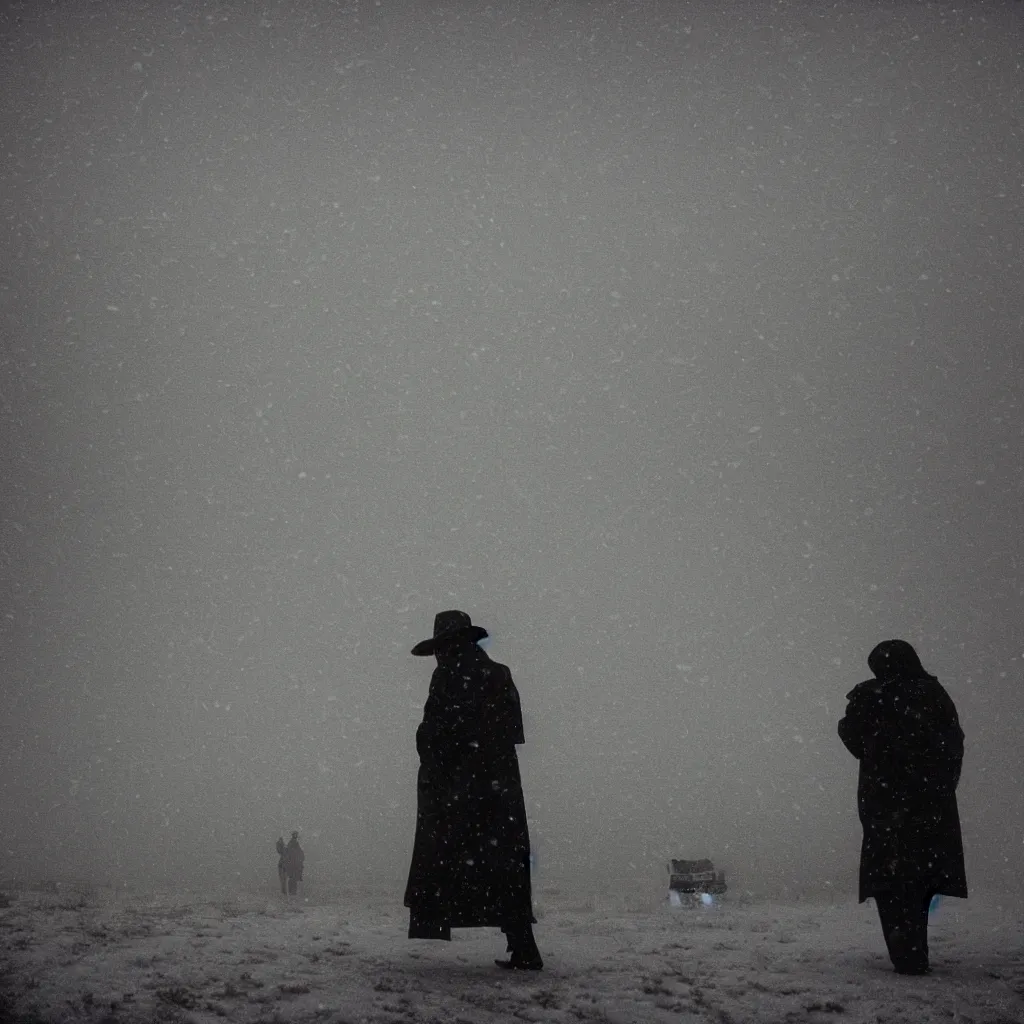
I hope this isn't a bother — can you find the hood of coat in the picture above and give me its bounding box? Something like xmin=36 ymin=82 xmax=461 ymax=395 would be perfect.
xmin=867 ymin=639 xmax=931 ymax=681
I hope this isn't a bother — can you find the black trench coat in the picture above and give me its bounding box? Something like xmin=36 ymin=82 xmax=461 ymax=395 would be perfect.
xmin=838 ymin=662 xmax=967 ymax=903
xmin=404 ymin=642 xmax=535 ymax=939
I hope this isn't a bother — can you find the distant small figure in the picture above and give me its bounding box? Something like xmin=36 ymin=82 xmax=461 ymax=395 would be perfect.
xmin=667 ymin=858 xmax=727 ymax=898
xmin=275 ymin=836 xmax=287 ymax=894
xmin=281 ymin=831 xmax=305 ymax=896
xmin=838 ymin=639 xmax=967 ymax=976
xmin=404 ymin=610 xmax=542 ymax=970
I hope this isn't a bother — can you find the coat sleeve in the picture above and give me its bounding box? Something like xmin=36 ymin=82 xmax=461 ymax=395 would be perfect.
xmin=946 ymin=718 xmax=964 ymax=790
xmin=477 ymin=665 xmax=525 ymax=749
xmin=917 ymin=683 xmax=964 ymax=795
xmin=837 ymin=683 xmax=872 ymax=759
xmin=416 ymin=670 xmax=450 ymax=769
xmin=416 ymin=715 xmax=449 ymax=775
xmin=496 ymin=668 xmax=526 ymax=747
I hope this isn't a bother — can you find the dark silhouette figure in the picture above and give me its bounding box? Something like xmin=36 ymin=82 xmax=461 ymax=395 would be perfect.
xmin=281 ymin=831 xmax=305 ymax=896
xmin=404 ymin=610 xmax=542 ymax=970
xmin=838 ymin=639 xmax=967 ymax=975
xmin=275 ymin=836 xmax=287 ymax=894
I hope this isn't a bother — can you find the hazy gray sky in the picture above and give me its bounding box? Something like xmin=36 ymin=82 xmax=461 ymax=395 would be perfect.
xmin=2 ymin=0 xmax=1021 ymax=898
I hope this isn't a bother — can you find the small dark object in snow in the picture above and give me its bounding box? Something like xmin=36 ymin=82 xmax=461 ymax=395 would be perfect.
xmin=668 ymin=858 xmax=727 ymax=894
xmin=156 ymin=986 xmax=197 ymax=1009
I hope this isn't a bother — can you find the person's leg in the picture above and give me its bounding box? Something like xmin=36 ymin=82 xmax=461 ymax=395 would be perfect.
xmin=874 ymin=890 xmax=905 ymax=967
xmin=899 ymin=889 xmax=931 ymax=974
xmin=495 ymin=923 xmax=543 ymax=970
xmin=876 ymin=887 xmax=930 ymax=974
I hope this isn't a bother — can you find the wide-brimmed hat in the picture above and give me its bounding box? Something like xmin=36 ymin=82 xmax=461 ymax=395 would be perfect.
xmin=411 ymin=609 xmax=488 ymax=656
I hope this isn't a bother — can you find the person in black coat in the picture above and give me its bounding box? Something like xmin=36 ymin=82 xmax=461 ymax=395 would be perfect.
xmin=275 ymin=836 xmax=287 ymax=894
xmin=404 ymin=610 xmax=542 ymax=970
xmin=282 ymin=832 xmax=305 ymax=896
xmin=838 ymin=639 xmax=967 ymax=975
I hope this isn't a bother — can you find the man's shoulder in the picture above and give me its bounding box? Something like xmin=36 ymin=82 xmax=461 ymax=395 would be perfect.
xmin=846 ymin=677 xmax=882 ymax=701
xmin=489 ymin=660 xmax=517 ymax=687
xmin=911 ymin=676 xmax=960 ymax=718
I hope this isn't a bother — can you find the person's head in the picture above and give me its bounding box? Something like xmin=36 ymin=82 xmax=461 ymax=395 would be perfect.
xmin=291 ymin=831 xmax=299 ymax=841
xmin=868 ymin=639 xmax=929 ymax=680
xmin=411 ymin=610 xmax=488 ymax=659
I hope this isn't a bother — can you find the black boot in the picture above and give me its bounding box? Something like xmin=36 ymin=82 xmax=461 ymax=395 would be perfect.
xmin=495 ymin=924 xmax=543 ymax=971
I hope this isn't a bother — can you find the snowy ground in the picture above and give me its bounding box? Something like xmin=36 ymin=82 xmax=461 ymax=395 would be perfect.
xmin=1 ymin=884 xmax=1021 ymax=1024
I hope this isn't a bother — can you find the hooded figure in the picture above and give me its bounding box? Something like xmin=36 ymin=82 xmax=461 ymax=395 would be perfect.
xmin=282 ymin=832 xmax=304 ymax=895
xmin=275 ymin=836 xmax=287 ymax=894
xmin=404 ymin=610 xmax=542 ymax=970
xmin=838 ymin=639 xmax=967 ymax=975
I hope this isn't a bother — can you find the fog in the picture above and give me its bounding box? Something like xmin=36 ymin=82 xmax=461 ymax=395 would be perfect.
xmin=1 ymin=0 xmax=1021 ymax=901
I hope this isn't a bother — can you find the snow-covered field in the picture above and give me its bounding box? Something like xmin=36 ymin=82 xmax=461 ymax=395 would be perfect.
xmin=1 ymin=884 xmax=1020 ymax=1023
